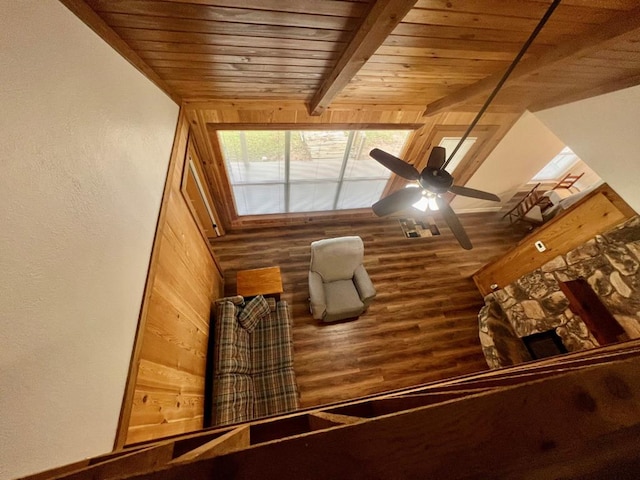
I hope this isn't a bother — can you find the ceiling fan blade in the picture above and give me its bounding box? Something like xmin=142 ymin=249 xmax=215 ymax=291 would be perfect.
xmin=427 ymin=146 xmax=446 ymax=170
xmin=435 ymin=196 xmax=473 ymax=250
xmin=449 ymin=185 xmax=500 ymax=202
xmin=370 ymin=148 xmax=419 ymax=180
xmin=372 ymin=187 xmax=423 ymax=217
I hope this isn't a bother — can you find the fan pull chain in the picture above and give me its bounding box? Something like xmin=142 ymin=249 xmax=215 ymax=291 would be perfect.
xmin=442 ymin=0 xmax=562 ymax=170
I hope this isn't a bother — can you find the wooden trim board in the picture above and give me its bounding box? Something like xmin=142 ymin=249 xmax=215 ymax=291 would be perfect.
xmin=473 ymin=184 xmax=636 ymax=296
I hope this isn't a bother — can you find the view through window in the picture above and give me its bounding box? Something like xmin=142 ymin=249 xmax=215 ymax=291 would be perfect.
xmin=438 ymin=136 xmax=477 ymax=173
xmin=532 ymin=146 xmax=580 ymax=181
xmin=218 ymin=130 xmax=412 ymax=215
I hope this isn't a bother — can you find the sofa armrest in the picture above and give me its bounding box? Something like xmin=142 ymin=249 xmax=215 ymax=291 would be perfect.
xmin=353 ymin=264 xmax=376 ymax=306
xmin=308 ymin=271 xmax=326 ymax=320
xmin=214 ymin=295 xmax=245 ymax=306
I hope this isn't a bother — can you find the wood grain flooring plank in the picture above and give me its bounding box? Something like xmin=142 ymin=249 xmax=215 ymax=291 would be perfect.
xmin=210 ymin=212 xmax=527 ymax=409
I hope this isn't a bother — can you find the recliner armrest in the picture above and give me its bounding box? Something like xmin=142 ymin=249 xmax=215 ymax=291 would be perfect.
xmin=353 ymin=264 xmax=376 ymax=306
xmin=308 ymin=271 xmax=327 ymax=320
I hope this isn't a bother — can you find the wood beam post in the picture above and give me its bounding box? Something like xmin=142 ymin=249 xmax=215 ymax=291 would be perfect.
xmin=308 ymin=0 xmax=417 ymax=116
xmin=170 ymin=426 xmax=250 ymax=464
xmin=308 ymin=412 xmax=363 ymax=431
xmin=424 ymin=6 xmax=640 ymax=116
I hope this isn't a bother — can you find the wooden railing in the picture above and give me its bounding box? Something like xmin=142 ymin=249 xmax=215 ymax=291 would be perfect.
xmin=21 ymin=339 xmax=640 ymax=480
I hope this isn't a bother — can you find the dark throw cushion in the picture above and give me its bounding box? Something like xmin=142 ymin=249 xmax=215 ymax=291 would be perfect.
xmin=238 ymin=295 xmax=270 ymax=332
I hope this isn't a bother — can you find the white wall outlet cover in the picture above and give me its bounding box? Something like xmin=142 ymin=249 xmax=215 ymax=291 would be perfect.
xmin=534 ymin=240 xmax=546 ymax=252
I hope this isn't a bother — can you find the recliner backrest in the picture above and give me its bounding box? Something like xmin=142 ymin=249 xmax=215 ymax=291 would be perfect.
xmin=309 ymin=236 xmax=364 ymax=283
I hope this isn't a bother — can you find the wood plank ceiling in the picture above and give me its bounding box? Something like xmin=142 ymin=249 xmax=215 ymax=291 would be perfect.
xmin=71 ymin=0 xmax=640 ymax=114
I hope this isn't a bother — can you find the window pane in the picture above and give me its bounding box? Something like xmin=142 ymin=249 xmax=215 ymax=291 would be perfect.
xmin=289 ymin=131 xmax=348 ymax=181
xmin=233 ymin=184 xmax=284 ymax=215
xmin=218 ymin=129 xmax=413 ymax=216
xmin=289 ymin=182 xmax=338 ymax=213
xmin=219 ymin=131 xmax=285 ymax=184
xmin=336 ymin=180 xmax=389 ymax=210
xmin=532 ymin=147 xmax=580 ymax=181
xmin=344 ymin=130 xmax=411 ymax=179
xmin=439 ymin=137 xmax=477 ymax=173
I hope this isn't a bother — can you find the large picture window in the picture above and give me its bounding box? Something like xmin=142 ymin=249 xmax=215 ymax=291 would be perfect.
xmin=218 ymin=129 xmax=412 ymax=215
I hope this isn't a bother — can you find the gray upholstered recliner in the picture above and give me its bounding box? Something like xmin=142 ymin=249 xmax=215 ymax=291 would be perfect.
xmin=308 ymin=236 xmax=376 ymax=323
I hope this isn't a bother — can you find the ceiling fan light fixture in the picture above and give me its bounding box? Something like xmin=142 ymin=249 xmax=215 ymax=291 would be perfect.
xmin=408 ymin=188 xmax=439 ymax=212
xmin=428 ymin=195 xmax=439 ymax=211
xmin=412 ymin=195 xmax=430 ymax=212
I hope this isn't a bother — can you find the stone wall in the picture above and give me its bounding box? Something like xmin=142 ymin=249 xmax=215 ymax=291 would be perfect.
xmin=480 ymin=216 xmax=640 ymax=367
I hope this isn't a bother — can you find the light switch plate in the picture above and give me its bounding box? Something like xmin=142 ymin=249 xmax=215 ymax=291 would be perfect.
xmin=534 ymin=240 xmax=546 ymax=252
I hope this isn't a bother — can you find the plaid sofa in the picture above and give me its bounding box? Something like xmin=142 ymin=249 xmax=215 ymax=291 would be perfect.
xmin=212 ymin=295 xmax=299 ymax=426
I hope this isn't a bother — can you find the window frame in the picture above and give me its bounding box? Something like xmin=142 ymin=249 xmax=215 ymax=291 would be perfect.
xmin=180 ymin=136 xmax=223 ymax=238
xmin=215 ymin=126 xmax=417 ymax=217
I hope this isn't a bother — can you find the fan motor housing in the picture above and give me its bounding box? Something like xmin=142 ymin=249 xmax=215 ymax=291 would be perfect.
xmin=419 ymin=168 xmax=453 ymax=193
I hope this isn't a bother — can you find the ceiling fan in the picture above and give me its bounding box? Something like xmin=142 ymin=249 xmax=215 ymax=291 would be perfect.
xmin=369 ymin=0 xmax=561 ymax=250
xmin=370 ymin=147 xmax=499 ymax=249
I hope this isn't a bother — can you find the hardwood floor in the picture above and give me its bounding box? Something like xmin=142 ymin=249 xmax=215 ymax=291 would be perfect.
xmin=210 ymin=211 xmax=529 ymax=409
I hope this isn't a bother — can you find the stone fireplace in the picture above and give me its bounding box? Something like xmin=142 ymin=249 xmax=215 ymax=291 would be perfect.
xmin=480 ymin=216 xmax=640 ymax=368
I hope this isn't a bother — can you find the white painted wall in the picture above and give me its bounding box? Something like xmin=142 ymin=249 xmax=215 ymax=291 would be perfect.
xmin=0 ymin=2 xmax=179 ymax=478
xmin=452 ymin=111 xmax=565 ymax=212
xmin=535 ymin=85 xmax=640 ymax=213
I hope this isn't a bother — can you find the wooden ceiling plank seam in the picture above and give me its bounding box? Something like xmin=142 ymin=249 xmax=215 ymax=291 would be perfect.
xmin=146 ymin=61 xmax=332 ymax=75
xmin=351 ymin=74 xmax=487 ymax=82
xmin=184 ymin=95 xmax=308 ymax=102
xmin=157 ymin=70 xmax=326 ymax=81
xmin=355 ymin=70 xmax=488 ymax=78
xmin=126 ymin=40 xmax=340 ymax=60
xmin=383 ymin=34 xmax=551 ymax=55
xmin=142 ymin=54 xmax=333 ymax=74
xmin=514 ymin=0 xmax=640 ymax=11
xmin=424 ymin=5 xmax=640 ymax=116
xmin=414 ymin=0 xmax=630 ymax=23
xmin=181 ymin=88 xmax=318 ymax=94
xmin=342 ymin=82 xmax=471 ymax=91
xmin=365 ymin=56 xmax=510 ymax=68
xmin=139 ymin=51 xmax=336 ymax=68
xmin=392 ymin=23 xmax=586 ymax=45
xmin=59 ymin=0 xmax=181 ymax=104
xmin=522 ymin=70 xmax=638 ymax=84
xmin=113 ymin=27 xmax=344 ymax=53
xmin=309 ymin=0 xmax=419 ymax=115
xmin=144 ymin=0 xmax=368 ymax=18
xmin=142 ymin=54 xmax=334 ymax=73
xmin=85 ymin=0 xmax=357 ymax=31
xmin=590 ymin=47 xmax=640 ymax=59
xmin=184 ymin=101 xmax=428 ymax=112
xmin=403 ymin=8 xmax=599 ymax=33
xmin=375 ymin=45 xmax=529 ymax=61
xmin=386 ymin=58 xmax=498 ymax=67
xmin=578 ymin=57 xmax=640 ymax=69
xmin=99 ymin=12 xmax=352 ymax=43
xmin=167 ymin=79 xmax=323 ymax=88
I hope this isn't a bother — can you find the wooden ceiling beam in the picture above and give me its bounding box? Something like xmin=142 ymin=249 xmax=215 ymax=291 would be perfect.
xmin=529 ymin=69 xmax=640 ymax=112
xmin=59 ymin=0 xmax=182 ymax=105
xmin=423 ymin=5 xmax=640 ymax=116
xmin=308 ymin=0 xmax=417 ymax=116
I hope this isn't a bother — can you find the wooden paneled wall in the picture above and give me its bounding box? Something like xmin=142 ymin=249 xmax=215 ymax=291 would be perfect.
xmin=184 ymin=101 xmax=521 ymax=230
xmin=116 ymin=110 xmax=224 ymax=447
